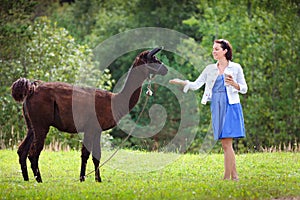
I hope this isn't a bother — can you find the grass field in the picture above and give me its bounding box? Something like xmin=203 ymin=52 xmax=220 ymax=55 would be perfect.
xmin=0 ymin=150 xmax=299 ymax=200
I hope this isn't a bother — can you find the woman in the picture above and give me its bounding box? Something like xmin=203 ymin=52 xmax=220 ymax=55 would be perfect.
xmin=170 ymin=39 xmax=247 ymax=180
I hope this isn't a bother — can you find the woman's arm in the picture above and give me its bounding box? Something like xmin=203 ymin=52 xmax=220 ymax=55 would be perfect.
xmin=225 ymin=65 xmax=247 ymax=94
xmin=169 ymin=78 xmax=188 ymax=86
xmin=225 ymin=75 xmax=240 ymax=90
xmin=169 ymin=66 xmax=209 ymax=93
xmin=169 ymin=73 xmax=206 ymax=93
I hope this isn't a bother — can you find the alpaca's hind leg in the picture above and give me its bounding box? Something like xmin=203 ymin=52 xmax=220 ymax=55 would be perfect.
xmin=28 ymin=128 xmax=48 ymax=183
xmin=80 ymin=145 xmax=90 ymax=182
xmin=92 ymin=133 xmax=101 ymax=182
xmin=17 ymin=128 xmax=34 ymax=181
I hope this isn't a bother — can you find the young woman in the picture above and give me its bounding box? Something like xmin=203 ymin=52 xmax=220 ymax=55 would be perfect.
xmin=170 ymin=39 xmax=247 ymax=180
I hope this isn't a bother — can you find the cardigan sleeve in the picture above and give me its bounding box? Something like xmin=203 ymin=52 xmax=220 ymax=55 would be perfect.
xmin=232 ymin=64 xmax=247 ymax=94
xmin=183 ymin=69 xmax=207 ymax=93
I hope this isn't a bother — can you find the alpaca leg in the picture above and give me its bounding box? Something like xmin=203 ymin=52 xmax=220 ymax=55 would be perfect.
xmin=28 ymin=154 xmax=42 ymax=183
xmin=17 ymin=128 xmax=34 ymax=181
xmin=80 ymin=145 xmax=90 ymax=182
xmin=80 ymin=130 xmax=95 ymax=182
xmin=92 ymin=157 xmax=101 ymax=182
xmin=28 ymin=128 xmax=48 ymax=183
xmin=92 ymin=133 xmax=101 ymax=182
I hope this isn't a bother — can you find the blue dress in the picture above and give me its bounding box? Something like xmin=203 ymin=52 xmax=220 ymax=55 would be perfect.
xmin=210 ymin=75 xmax=245 ymax=140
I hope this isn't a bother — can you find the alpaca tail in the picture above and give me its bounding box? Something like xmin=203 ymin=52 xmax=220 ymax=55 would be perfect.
xmin=11 ymin=78 xmax=39 ymax=102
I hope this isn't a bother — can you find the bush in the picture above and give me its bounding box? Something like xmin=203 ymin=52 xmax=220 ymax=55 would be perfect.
xmin=0 ymin=17 xmax=113 ymax=149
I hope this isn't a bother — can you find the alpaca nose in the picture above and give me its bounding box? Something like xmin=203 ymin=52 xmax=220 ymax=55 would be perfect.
xmin=154 ymin=62 xmax=168 ymax=76
xmin=147 ymin=63 xmax=168 ymax=76
xmin=159 ymin=64 xmax=168 ymax=76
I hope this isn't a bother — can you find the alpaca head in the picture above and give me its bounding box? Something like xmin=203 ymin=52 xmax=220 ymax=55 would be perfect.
xmin=133 ymin=47 xmax=168 ymax=77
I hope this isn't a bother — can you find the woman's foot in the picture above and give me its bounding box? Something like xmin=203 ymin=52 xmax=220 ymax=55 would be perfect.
xmin=223 ymin=177 xmax=239 ymax=181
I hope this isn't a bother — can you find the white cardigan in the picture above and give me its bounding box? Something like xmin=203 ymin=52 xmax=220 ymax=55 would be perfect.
xmin=183 ymin=61 xmax=248 ymax=105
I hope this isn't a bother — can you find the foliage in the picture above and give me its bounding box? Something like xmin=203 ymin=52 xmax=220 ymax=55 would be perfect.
xmin=50 ymin=0 xmax=102 ymax=44
xmin=0 ymin=150 xmax=300 ymax=199
xmin=89 ymin=0 xmax=299 ymax=152
xmin=0 ymin=0 xmax=299 ymax=152
xmin=0 ymin=16 xmax=113 ymax=149
xmin=182 ymin=0 xmax=300 ymax=151
xmin=0 ymin=0 xmax=38 ymax=149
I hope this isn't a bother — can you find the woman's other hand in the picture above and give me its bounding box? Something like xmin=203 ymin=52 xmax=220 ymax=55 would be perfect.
xmin=225 ymin=74 xmax=240 ymax=90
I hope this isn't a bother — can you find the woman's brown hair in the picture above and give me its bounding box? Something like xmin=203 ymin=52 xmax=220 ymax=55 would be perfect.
xmin=214 ymin=39 xmax=233 ymax=61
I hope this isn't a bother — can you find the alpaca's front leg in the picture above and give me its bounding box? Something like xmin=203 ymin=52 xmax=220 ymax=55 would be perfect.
xmin=92 ymin=157 xmax=101 ymax=182
xmin=81 ymin=130 xmax=101 ymax=182
xmin=80 ymin=145 xmax=90 ymax=182
xmin=92 ymin=133 xmax=101 ymax=182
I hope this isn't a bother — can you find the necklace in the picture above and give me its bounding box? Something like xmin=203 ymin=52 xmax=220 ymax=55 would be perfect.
xmin=217 ymin=60 xmax=228 ymax=74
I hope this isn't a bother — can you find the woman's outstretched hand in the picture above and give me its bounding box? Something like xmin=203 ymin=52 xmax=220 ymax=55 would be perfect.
xmin=169 ymin=78 xmax=187 ymax=86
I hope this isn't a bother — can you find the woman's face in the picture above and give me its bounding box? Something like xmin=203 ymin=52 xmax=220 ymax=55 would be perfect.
xmin=212 ymin=42 xmax=227 ymax=61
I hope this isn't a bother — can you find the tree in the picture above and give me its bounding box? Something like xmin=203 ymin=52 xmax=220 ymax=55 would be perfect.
xmin=2 ymin=0 xmax=299 ymax=151
xmin=0 ymin=17 xmax=113 ymax=148
xmin=183 ymin=0 xmax=300 ymax=151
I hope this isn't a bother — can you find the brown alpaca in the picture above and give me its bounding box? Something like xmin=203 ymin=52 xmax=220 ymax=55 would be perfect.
xmin=11 ymin=48 xmax=168 ymax=183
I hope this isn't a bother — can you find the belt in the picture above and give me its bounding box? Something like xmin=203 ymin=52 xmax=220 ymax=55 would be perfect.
xmin=213 ymin=90 xmax=226 ymax=93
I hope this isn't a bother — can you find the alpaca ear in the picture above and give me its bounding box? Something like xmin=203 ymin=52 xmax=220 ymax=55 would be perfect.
xmin=147 ymin=46 xmax=164 ymax=59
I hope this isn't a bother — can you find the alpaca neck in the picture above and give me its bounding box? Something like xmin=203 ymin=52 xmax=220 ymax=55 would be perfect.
xmin=113 ymin=66 xmax=148 ymax=120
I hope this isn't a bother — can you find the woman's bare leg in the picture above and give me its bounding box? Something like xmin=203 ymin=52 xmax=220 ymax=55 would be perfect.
xmin=231 ymin=156 xmax=238 ymax=180
xmin=221 ymin=138 xmax=238 ymax=180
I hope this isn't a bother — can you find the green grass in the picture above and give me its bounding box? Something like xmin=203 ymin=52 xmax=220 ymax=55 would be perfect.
xmin=0 ymin=150 xmax=299 ymax=200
